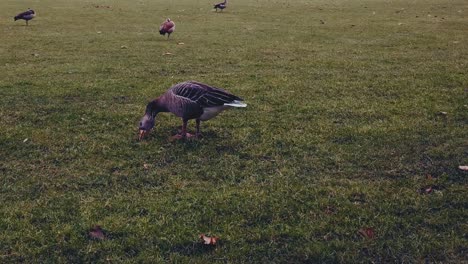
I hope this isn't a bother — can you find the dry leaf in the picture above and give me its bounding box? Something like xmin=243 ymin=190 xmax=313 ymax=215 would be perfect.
xmin=459 ymin=166 xmax=468 ymax=171
xmin=199 ymin=234 xmax=218 ymax=245
xmin=324 ymin=206 xmax=336 ymax=215
xmin=419 ymin=186 xmax=434 ymax=194
xmin=358 ymin=228 xmax=375 ymax=239
xmin=89 ymin=225 xmax=106 ymax=240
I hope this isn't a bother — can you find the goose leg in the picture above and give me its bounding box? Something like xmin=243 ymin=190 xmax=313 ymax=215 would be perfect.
xmin=171 ymin=119 xmax=194 ymax=141
xmin=195 ymin=119 xmax=202 ymax=138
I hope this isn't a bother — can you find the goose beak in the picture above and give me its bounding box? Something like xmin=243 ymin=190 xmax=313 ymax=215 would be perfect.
xmin=139 ymin=130 xmax=148 ymax=140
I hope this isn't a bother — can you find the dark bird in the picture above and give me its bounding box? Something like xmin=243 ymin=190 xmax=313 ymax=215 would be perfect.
xmin=139 ymin=81 xmax=247 ymax=140
xmin=159 ymin=18 xmax=175 ymax=39
xmin=14 ymin=9 xmax=36 ymax=26
xmin=214 ymin=0 xmax=227 ymax=12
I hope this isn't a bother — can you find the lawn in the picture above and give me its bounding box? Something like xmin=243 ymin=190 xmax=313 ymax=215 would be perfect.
xmin=0 ymin=0 xmax=467 ymax=262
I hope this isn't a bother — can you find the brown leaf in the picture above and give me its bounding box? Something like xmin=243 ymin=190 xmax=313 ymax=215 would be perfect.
xmin=419 ymin=186 xmax=433 ymax=194
xmin=358 ymin=227 xmax=375 ymax=239
xmin=89 ymin=225 xmax=106 ymax=240
xmin=199 ymin=234 xmax=218 ymax=245
xmin=324 ymin=206 xmax=336 ymax=215
xmin=323 ymin=233 xmax=333 ymax=241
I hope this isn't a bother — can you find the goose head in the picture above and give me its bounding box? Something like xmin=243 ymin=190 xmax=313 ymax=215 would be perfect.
xmin=139 ymin=114 xmax=155 ymax=140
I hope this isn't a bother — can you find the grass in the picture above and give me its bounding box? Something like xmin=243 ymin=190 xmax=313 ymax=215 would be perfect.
xmin=1 ymin=0 xmax=467 ymax=262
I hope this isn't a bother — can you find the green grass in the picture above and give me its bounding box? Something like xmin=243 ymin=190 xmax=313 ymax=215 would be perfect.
xmin=1 ymin=0 xmax=467 ymax=262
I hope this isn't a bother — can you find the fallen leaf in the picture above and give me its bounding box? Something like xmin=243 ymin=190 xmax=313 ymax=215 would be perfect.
xmin=419 ymin=186 xmax=433 ymax=194
xmin=358 ymin=228 xmax=375 ymax=239
xmin=89 ymin=225 xmax=106 ymax=240
xmin=324 ymin=206 xmax=336 ymax=215
xmin=425 ymin=186 xmax=433 ymax=193
xmin=199 ymin=234 xmax=218 ymax=245
xmin=459 ymin=166 xmax=468 ymax=171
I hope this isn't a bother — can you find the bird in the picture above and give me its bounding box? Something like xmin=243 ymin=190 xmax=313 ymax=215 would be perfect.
xmin=14 ymin=8 xmax=36 ymax=26
xmin=159 ymin=18 xmax=175 ymax=39
xmin=213 ymin=0 xmax=227 ymax=12
xmin=139 ymin=81 xmax=247 ymax=140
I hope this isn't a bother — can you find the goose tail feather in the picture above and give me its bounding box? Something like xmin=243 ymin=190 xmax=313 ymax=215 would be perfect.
xmin=224 ymin=100 xmax=247 ymax=107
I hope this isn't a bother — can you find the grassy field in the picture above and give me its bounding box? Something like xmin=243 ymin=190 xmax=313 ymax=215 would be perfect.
xmin=1 ymin=0 xmax=467 ymax=262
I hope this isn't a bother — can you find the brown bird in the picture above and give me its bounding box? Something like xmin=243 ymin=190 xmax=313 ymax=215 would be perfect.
xmin=159 ymin=18 xmax=175 ymax=39
xmin=214 ymin=0 xmax=227 ymax=12
xmin=139 ymin=81 xmax=247 ymax=140
xmin=14 ymin=8 xmax=36 ymax=26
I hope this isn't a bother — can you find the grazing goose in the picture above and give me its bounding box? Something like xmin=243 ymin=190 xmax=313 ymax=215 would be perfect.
xmin=14 ymin=9 xmax=36 ymax=26
xmin=159 ymin=18 xmax=175 ymax=39
xmin=214 ymin=0 xmax=227 ymax=12
xmin=139 ymin=81 xmax=246 ymax=140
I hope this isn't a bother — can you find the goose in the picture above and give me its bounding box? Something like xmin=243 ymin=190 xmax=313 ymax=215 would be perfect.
xmin=159 ymin=18 xmax=175 ymax=39
xmin=14 ymin=9 xmax=36 ymax=26
xmin=214 ymin=0 xmax=227 ymax=12
xmin=139 ymin=81 xmax=246 ymax=140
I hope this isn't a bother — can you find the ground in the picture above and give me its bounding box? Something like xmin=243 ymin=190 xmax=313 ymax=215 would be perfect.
xmin=0 ymin=0 xmax=467 ymax=262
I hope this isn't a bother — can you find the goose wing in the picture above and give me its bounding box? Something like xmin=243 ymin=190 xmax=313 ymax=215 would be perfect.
xmin=170 ymin=81 xmax=242 ymax=108
xmin=15 ymin=9 xmax=34 ymax=19
xmin=159 ymin=20 xmax=175 ymax=33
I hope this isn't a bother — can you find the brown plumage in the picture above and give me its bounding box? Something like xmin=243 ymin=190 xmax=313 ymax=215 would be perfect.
xmin=139 ymin=81 xmax=247 ymax=140
xmin=14 ymin=9 xmax=36 ymax=26
xmin=159 ymin=18 xmax=175 ymax=39
xmin=214 ymin=0 xmax=227 ymax=12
